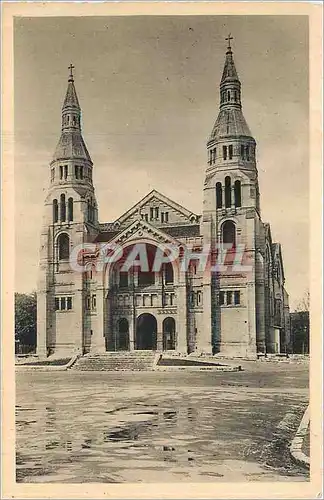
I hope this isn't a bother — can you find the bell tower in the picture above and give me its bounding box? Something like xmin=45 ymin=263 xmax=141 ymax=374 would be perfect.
xmin=201 ymin=36 xmax=265 ymax=357
xmin=49 ymin=64 xmax=98 ymax=228
xmin=37 ymin=66 xmax=99 ymax=357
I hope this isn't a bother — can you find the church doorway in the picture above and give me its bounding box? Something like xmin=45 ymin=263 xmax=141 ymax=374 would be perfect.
xmin=117 ymin=318 xmax=129 ymax=350
xmin=136 ymin=313 xmax=157 ymax=350
xmin=162 ymin=317 xmax=176 ymax=350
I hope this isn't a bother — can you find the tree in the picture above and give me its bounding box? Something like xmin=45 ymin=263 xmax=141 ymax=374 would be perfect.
xmin=15 ymin=292 xmax=37 ymax=353
xmin=291 ymin=290 xmax=309 ymax=354
xmin=295 ymin=290 xmax=310 ymax=313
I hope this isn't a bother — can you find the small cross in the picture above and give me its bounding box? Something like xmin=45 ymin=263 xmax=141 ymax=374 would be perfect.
xmin=68 ymin=63 xmax=75 ymax=78
xmin=225 ymin=33 xmax=233 ymax=49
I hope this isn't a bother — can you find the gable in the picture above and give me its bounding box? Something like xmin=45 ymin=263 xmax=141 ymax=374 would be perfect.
xmin=272 ymin=243 xmax=285 ymax=283
xmin=108 ymin=219 xmax=182 ymax=247
xmin=114 ymin=190 xmax=200 ymax=229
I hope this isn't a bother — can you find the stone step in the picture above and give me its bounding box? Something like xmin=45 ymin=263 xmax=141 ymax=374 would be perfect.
xmin=73 ymin=352 xmax=158 ymax=371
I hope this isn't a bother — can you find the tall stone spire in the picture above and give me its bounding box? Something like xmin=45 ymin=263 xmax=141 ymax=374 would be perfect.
xmin=62 ymin=64 xmax=80 ymax=112
xmin=207 ymin=36 xmax=256 ymax=171
xmin=52 ymin=65 xmax=92 ymax=164
xmin=220 ymin=34 xmax=241 ymax=108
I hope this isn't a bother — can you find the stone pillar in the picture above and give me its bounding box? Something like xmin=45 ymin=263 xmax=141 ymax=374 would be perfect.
xmin=198 ymin=281 xmax=213 ymax=354
xmin=231 ymin=185 xmax=236 ymax=208
xmin=176 ymin=284 xmax=187 ymax=353
xmin=255 ymin=251 xmax=266 ymax=353
xmin=246 ymin=281 xmax=257 ymax=358
xmin=200 ymin=214 xmax=214 ymax=355
xmin=36 ymin=290 xmax=47 ymax=357
xmin=36 ymin=228 xmax=50 ymax=357
xmin=156 ymin=316 xmax=163 ymax=352
xmin=72 ymin=287 xmax=84 ymax=355
xmin=91 ymin=286 xmax=106 ymax=353
xmin=222 ymin=186 xmax=225 ymax=209
xmin=129 ymin=314 xmax=135 ymax=351
xmin=104 ymin=293 xmax=114 ymax=351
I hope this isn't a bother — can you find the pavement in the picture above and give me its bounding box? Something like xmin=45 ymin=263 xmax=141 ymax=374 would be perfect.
xmin=289 ymin=405 xmax=310 ymax=468
xmin=16 ymin=360 xmax=309 ymax=483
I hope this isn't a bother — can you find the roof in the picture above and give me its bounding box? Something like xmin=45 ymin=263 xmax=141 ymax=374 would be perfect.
xmin=62 ymin=80 xmax=80 ymax=110
xmin=162 ymin=224 xmax=201 ymax=238
xmin=209 ymin=44 xmax=254 ymax=142
xmin=209 ymin=108 xmax=252 ymax=140
xmin=221 ymin=47 xmax=239 ymax=84
xmin=52 ymin=131 xmax=92 ymax=163
xmin=94 ymin=231 xmax=119 ymax=243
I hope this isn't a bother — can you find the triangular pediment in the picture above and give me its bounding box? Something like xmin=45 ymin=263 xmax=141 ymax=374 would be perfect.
xmin=114 ymin=189 xmax=200 ymax=228
xmin=110 ymin=219 xmax=181 ymax=247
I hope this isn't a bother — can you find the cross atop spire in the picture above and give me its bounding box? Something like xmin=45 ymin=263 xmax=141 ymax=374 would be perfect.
xmin=225 ymin=33 xmax=233 ymax=50
xmin=68 ymin=63 xmax=75 ymax=82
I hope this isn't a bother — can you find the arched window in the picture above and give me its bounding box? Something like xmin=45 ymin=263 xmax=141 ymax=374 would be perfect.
xmin=241 ymin=144 xmax=245 ymax=159
xmin=58 ymin=233 xmax=70 ymax=260
xmin=60 ymin=194 xmax=66 ymax=221
xmin=119 ymin=271 xmax=128 ymax=288
xmin=234 ymin=180 xmax=242 ymax=207
xmin=163 ymin=317 xmax=176 ymax=351
xmin=227 ymin=91 xmax=230 ymax=101
xmin=222 ymin=220 xmax=236 ymax=247
xmin=68 ymin=197 xmax=73 ymax=221
xmin=138 ymin=270 xmax=155 ymax=287
xmin=164 ymin=262 xmax=174 ymax=284
xmin=53 ymin=199 xmax=58 ymax=223
xmin=225 ymin=176 xmax=231 ymax=208
xmin=118 ymin=318 xmax=129 ymax=351
xmin=216 ymin=182 xmax=222 ymax=209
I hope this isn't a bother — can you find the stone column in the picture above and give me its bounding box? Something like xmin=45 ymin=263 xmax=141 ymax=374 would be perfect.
xmin=222 ymin=186 xmax=225 ymax=209
xmin=255 ymin=252 xmax=266 ymax=354
xmin=246 ymin=281 xmax=257 ymax=358
xmin=231 ymin=185 xmax=236 ymax=208
xmin=104 ymin=292 xmax=114 ymax=351
xmin=198 ymin=280 xmax=213 ymax=354
xmin=176 ymin=284 xmax=187 ymax=353
xmin=156 ymin=316 xmax=163 ymax=352
xmin=91 ymin=286 xmax=106 ymax=353
xmin=36 ymin=290 xmax=48 ymax=357
xmin=129 ymin=314 xmax=135 ymax=351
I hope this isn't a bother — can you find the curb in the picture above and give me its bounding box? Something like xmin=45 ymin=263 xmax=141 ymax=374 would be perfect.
xmin=15 ymin=354 xmax=79 ymax=372
xmin=289 ymin=404 xmax=310 ymax=469
xmin=157 ymin=355 xmax=242 ymax=372
xmin=155 ymin=365 xmax=241 ymax=372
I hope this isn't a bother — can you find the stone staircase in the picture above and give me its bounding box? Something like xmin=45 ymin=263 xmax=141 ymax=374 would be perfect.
xmin=73 ymin=351 xmax=159 ymax=371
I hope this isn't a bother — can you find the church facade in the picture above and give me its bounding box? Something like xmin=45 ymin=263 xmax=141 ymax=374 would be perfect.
xmin=37 ymin=42 xmax=290 ymax=359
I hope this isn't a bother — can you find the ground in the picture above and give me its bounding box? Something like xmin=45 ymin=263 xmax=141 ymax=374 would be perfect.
xmin=16 ymin=360 xmax=309 ymax=483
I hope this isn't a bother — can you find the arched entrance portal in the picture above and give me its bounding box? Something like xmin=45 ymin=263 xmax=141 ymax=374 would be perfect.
xmin=136 ymin=313 xmax=157 ymax=350
xmin=117 ymin=318 xmax=129 ymax=350
xmin=163 ymin=317 xmax=176 ymax=350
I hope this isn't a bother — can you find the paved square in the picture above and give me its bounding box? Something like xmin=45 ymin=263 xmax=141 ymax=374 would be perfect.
xmin=16 ymin=361 xmax=309 ymax=482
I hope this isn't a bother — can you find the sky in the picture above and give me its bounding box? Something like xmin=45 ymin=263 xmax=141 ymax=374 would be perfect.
xmin=14 ymin=15 xmax=309 ymax=309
